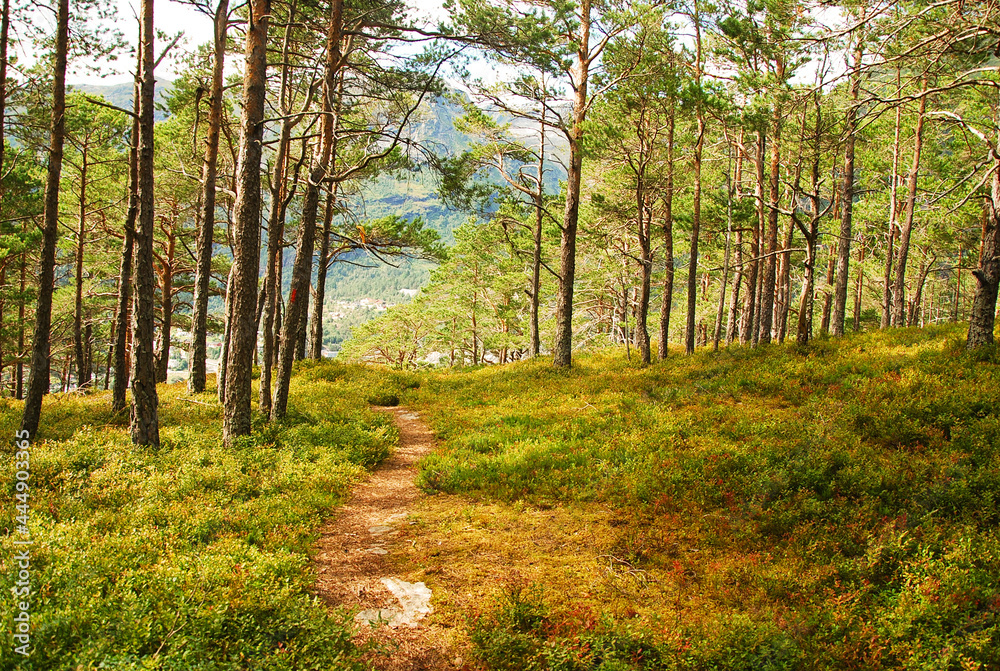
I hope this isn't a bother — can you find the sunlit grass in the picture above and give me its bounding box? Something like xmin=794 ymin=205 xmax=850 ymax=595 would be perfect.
xmin=406 ymin=323 xmax=1000 ymax=669
xmin=0 ymin=364 xmax=411 ymax=671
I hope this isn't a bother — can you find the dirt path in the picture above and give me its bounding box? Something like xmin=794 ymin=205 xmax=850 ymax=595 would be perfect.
xmin=312 ymin=407 xmax=463 ymax=670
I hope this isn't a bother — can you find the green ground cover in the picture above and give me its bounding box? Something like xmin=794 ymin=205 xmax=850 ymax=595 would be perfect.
xmin=408 ymin=324 xmax=1000 ymax=670
xmin=0 ymin=363 xmax=413 ymax=670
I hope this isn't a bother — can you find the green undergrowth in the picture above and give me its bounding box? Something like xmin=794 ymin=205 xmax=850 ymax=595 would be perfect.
xmin=410 ymin=324 xmax=1000 ymax=670
xmin=0 ymin=361 xmax=413 ymax=670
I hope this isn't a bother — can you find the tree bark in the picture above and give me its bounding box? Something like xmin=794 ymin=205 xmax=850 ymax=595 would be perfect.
xmin=155 ymin=225 xmax=175 ymax=383
xmin=853 ymin=234 xmax=865 ymax=331
xmin=967 ymin=160 xmax=1000 ymax=348
xmin=74 ymin=144 xmax=90 ymax=388
xmin=832 ymin=39 xmax=864 ymax=337
xmin=685 ymin=9 xmax=705 ymax=355
xmin=309 ymin=185 xmax=338 ymax=359
xmin=189 ymin=0 xmax=230 ymax=393
xmin=112 ymin=81 xmax=140 ymax=413
xmin=272 ymin=0 xmax=342 ymax=420
xmin=530 ymin=97 xmax=547 ymax=358
xmin=553 ymin=0 xmax=591 ymax=368
xmin=742 ymin=133 xmax=765 ymax=345
xmin=892 ymin=73 xmax=929 ymax=327
xmin=130 ymin=0 xmax=160 ymax=446
xmin=882 ymin=65 xmax=903 ymax=329
xmin=223 ymin=0 xmax=271 ymax=443
xmin=759 ymin=86 xmax=783 ymax=344
xmin=20 ymin=0 xmax=69 ymax=438
xmin=658 ymin=108 xmax=675 ymax=359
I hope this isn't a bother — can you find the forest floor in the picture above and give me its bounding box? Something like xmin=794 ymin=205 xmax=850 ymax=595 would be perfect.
xmin=312 ymin=406 xmax=468 ymax=670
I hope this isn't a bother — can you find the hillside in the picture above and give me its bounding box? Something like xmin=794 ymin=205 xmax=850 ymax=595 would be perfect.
xmin=3 ymin=325 xmax=996 ymax=669
xmin=401 ymin=324 xmax=1000 ymax=669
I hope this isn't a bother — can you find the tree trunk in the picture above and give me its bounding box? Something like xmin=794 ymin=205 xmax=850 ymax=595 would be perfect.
xmin=17 ymin=245 xmax=24 ymax=399
xmin=759 ymin=92 xmax=783 ymax=344
xmin=882 ymin=65 xmax=903 ymax=329
xmin=714 ymin=147 xmax=734 ymax=351
xmin=74 ymin=145 xmax=90 ymax=388
xmin=892 ymin=73 xmax=929 ymax=327
xmin=223 ymin=0 xmax=271 ymax=443
xmin=685 ymin=113 xmax=705 ymax=354
xmin=113 ymin=81 xmax=139 ymax=413
xmin=743 ymin=133 xmax=765 ymax=345
xmin=218 ymin=264 xmax=235 ymax=404
xmin=20 ymin=0 xmax=69 ymax=438
xmin=272 ymin=0 xmax=342 ymax=419
xmin=776 ymin=211 xmax=794 ymax=342
xmin=967 ymin=161 xmax=1000 ymax=348
xmin=530 ymin=98 xmax=547 ymax=358
xmin=155 ymin=227 xmax=175 ymax=383
xmin=907 ymin=250 xmax=934 ymax=327
xmin=832 ymin=39 xmax=864 ymax=337
xmin=130 ymin=0 xmax=160 ymax=446
xmin=635 ymin=179 xmax=652 ymax=364
xmin=658 ymin=108 xmax=675 ymax=359
xmin=310 ymin=185 xmax=338 ymax=359
xmin=796 ymin=94 xmax=823 ymax=346
xmin=853 ymin=234 xmax=865 ymax=331
xmin=189 ymin=0 xmax=230 ymax=393
xmin=553 ymin=0 xmax=591 ymax=368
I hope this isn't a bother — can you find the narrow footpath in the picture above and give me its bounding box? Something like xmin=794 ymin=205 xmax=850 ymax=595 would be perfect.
xmin=312 ymin=407 xmax=464 ymax=670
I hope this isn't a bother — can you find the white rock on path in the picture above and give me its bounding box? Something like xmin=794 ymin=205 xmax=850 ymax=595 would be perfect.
xmin=354 ymin=578 xmax=433 ymax=628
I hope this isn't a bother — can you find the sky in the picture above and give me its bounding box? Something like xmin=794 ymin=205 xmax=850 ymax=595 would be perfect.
xmin=57 ymin=0 xmax=451 ymax=87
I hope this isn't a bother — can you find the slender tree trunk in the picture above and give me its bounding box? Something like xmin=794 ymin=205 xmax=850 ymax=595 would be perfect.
xmin=726 ymin=131 xmax=744 ymax=345
xmin=833 ymin=40 xmax=864 ymax=337
xmin=530 ymin=97 xmax=547 ymax=357
xmin=259 ymin=126 xmax=294 ymax=412
xmin=908 ymin=250 xmax=934 ymax=327
xmin=797 ymin=94 xmax=823 ymax=346
xmin=882 ymin=65 xmax=903 ymax=329
xmin=20 ymin=0 xmax=69 ymax=437
xmin=272 ymin=0 xmax=342 ymax=419
xmin=759 ymin=89 xmax=783 ymax=344
xmin=218 ymin=264 xmax=235 ymax=404
xmin=17 ymin=246 xmax=24 ymax=399
xmin=685 ymin=10 xmax=705 ymax=355
xmin=821 ymin=252 xmax=835 ymax=335
xmin=74 ymin=146 xmax=90 ymax=388
xmin=0 ymin=0 xmax=8 ymax=392
xmin=189 ymin=0 xmax=230 ymax=393
xmin=743 ymin=133 xmax=765 ymax=345
xmin=104 ymin=321 xmax=113 ymax=390
xmin=155 ymin=229 xmax=175 ymax=382
xmin=777 ymin=213 xmax=794 ymax=342
xmin=853 ymin=234 xmax=865 ymax=331
xmin=113 ymin=82 xmax=139 ymax=413
xmin=130 ymin=0 xmax=159 ymax=446
xmin=967 ymin=159 xmax=1000 ymax=348
xmin=952 ymin=244 xmax=962 ymax=322
xmin=892 ymin=73 xmax=930 ymax=327
xmin=658 ymin=108 xmax=675 ymax=359
xmin=553 ymin=0 xmax=592 ymax=368
xmin=310 ymin=184 xmax=338 ymax=359
xmin=635 ymin=143 xmax=652 ymax=365
xmin=714 ymin=147 xmax=734 ymax=351
xmin=223 ymin=0 xmax=271 ymax=443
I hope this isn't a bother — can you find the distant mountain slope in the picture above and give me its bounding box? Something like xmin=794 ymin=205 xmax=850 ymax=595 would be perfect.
xmin=68 ymin=81 xmax=173 ymax=121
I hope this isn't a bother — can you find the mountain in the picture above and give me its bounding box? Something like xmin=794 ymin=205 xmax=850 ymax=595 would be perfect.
xmin=68 ymin=81 xmax=174 ymax=121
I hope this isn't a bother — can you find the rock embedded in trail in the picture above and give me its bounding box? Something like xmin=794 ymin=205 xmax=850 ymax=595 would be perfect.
xmin=354 ymin=578 xmax=434 ymax=628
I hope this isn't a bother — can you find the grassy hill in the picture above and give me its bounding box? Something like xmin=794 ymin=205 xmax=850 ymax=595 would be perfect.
xmin=4 ymin=323 xmax=992 ymax=669
xmin=402 ymin=323 xmax=999 ymax=669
